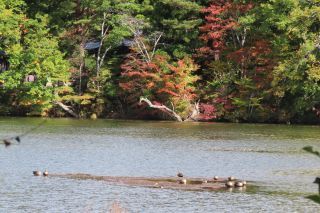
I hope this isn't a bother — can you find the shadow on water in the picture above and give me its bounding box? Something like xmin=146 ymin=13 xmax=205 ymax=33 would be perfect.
xmin=306 ymin=195 xmax=320 ymax=204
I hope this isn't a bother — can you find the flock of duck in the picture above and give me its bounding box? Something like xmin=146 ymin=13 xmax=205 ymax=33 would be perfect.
xmin=176 ymin=172 xmax=247 ymax=188
xmin=32 ymin=170 xmax=248 ymax=190
xmin=33 ymin=170 xmax=48 ymax=177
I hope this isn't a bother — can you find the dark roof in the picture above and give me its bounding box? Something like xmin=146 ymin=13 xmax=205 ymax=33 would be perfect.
xmin=84 ymin=41 xmax=101 ymax=50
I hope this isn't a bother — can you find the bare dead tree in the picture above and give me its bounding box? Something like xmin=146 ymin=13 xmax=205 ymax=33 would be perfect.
xmin=79 ymin=41 xmax=85 ymax=95
xmin=234 ymin=27 xmax=248 ymax=78
xmin=235 ymin=28 xmax=247 ymax=48
xmin=96 ymin=12 xmax=112 ymax=78
xmin=122 ymin=17 xmax=163 ymax=63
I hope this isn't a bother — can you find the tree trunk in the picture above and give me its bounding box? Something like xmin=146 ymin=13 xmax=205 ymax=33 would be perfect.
xmin=55 ymin=101 xmax=79 ymax=118
xmin=139 ymin=97 xmax=183 ymax=122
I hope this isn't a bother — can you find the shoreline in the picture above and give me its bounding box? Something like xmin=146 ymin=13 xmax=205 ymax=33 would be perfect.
xmin=0 ymin=116 xmax=319 ymax=125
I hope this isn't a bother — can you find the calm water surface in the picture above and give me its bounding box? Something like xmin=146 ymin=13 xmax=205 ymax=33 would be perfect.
xmin=0 ymin=118 xmax=320 ymax=212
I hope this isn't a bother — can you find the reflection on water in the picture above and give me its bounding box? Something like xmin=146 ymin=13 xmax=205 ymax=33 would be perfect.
xmin=0 ymin=118 xmax=320 ymax=212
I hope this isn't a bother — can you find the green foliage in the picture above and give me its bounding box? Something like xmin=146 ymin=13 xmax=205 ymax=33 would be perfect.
xmin=0 ymin=0 xmax=70 ymax=116
xmin=0 ymin=0 xmax=319 ymax=122
xmin=146 ymin=0 xmax=202 ymax=58
xmin=198 ymin=0 xmax=320 ymax=123
xmin=261 ymin=1 xmax=320 ymax=122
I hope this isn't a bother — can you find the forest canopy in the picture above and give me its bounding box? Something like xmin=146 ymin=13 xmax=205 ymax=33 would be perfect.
xmin=0 ymin=0 xmax=319 ymax=123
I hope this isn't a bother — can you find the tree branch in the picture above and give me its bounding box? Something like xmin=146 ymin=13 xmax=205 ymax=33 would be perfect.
xmin=97 ymin=13 xmax=110 ymax=77
xmin=99 ymin=45 xmax=112 ymax=68
xmin=151 ymin=32 xmax=163 ymax=59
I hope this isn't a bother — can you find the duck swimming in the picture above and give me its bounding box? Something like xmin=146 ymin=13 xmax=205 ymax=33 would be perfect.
xmin=33 ymin=171 xmax=41 ymax=176
xmin=179 ymin=179 xmax=187 ymax=184
xmin=43 ymin=170 xmax=49 ymax=176
xmin=235 ymin=181 xmax=244 ymax=187
xmin=177 ymin=172 xmax=184 ymax=178
xmin=225 ymin=181 xmax=234 ymax=188
xmin=228 ymin=176 xmax=235 ymax=181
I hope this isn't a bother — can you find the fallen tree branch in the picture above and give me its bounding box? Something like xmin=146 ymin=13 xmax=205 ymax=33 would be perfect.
xmin=54 ymin=101 xmax=79 ymax=118
xmin=139 ymin=97 xmax=182 ymax=122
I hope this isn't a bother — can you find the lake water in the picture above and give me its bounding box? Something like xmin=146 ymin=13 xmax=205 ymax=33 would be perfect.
xmin=0 ymin=118 xmax=319 ymax=212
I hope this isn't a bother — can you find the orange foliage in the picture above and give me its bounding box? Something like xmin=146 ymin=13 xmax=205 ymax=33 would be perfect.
xmin=199 ymin=0 xmax=235 ymax=54
xmin=120 ymin=53 xmax=199 ymax=108
xmin=228 ymin=39 xmax=275 ymax=86
xmin=199 ymin=0 xmax=254 ymax=60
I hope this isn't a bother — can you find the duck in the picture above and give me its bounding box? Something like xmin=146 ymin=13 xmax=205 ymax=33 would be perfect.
xmin=225 ymin=181 xmax=234 ymax=188
xmin=43 ymin=169 xmax=49 ymax=176
xmin=228 ymin=176 xmax=235 ymax=181
xmin=154 ymin=182 xmax=162 ymax=188
xmin=213 ymin=176 xmax=219 ymax=181
xmin=179 ymin=178 xmax=187 ymax=185
xmin=235 ymin=181 xmax=244 ymax=187
xmin=33 ymin=171 xmax=41 ymax=176
xmin=15 ymin=136 xmax=21 ymax=143
xmin=177 ymin=172 xmax=184 ymax=178
xmin=3 ymin=139 xmax=11 ymax=147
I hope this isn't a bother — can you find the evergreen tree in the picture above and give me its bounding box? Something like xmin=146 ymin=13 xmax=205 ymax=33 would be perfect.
xmin=146 ymin=0 xmax=202 ymax=58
